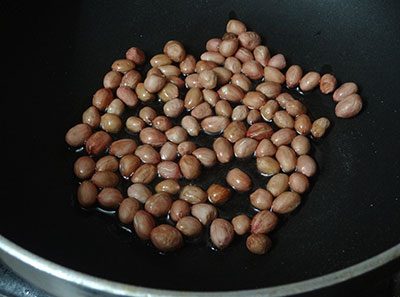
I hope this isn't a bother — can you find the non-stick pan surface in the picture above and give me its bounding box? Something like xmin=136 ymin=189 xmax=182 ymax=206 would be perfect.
xmin=1 ymin=0 xmax=400 ymax=293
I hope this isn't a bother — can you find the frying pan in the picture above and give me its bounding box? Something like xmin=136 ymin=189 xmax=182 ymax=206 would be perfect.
xmin=1 ymin=0 xmax=400 ymax=296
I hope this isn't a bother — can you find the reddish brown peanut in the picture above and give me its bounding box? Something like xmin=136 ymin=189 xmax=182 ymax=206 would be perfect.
xmin=111 ymin=59 xmax=135 ymax=73
xmin=232 ymin=105 xmax=249 ymax=121
xmin=200 ymin=52 xmax=225 ymax=65
xmin=256 ymin=156 xmax=280 ymax=176
xmin=184 ymin=87 xmax=203 ymax=110
xmin=144 ymin=74 xmax=166 ymax=93
xmin=320 ymin=73 xmax=337 ymax=94
xmin=119 ymin=155 xmax=141 ymax=178
xmin=199 ymin=70 xmax=218 ymax=90
xmin=150 ymin=54 xmax=172 ymax=67
xmin=177 ymin=141 xmax=197 ymax=156
xmin=150 ymin=224 xmax=184 ymax=252
xmin=206 ymin=38 xmax=222 ymax=52
xmin=116 ymin=86 xmax=138 ymax=107
xmin=145 ymin=192 xmax=172 ymax=217
xmin=125 ymin=47 xmax=146 ymax=65
xmin=100 ymin=113 xmax=122 ymax=133
xmin=126 ymin=116 xmax=145 ymax=133
xmin=157 ymin=161 xmax=182 ymax=180
xmin=163 ymin=99 xmax=184 ymax=118
xmin=176 ymin=216 xmax=203 ymax=238
xmin=215 ymin=100 xmax=232 ymax=118
xmin=224 ymin=57 xmax=242 ymax=74
xmin=170 ymin=200 xmax=190 ymax=222
xmin=191 ymin=203 xmax=218 ymax=226
xmin=109 ymin=139 xmax=137 ymax=158
xmin=260 ymin=100 xmax=279 ymax=121
xmin=192 ymin=147 xmax=217 ymax=167
xmin=191 ymin=102 xmax=213 ymax=120
xmin=180 ymin=185 xmax=207 ymax=205
xmin=82 ymin=106 xmax=100 ymax=128
xmin=181 ymin=116 xmax=200 ymax=137
xmin=107 ymin=99 xmax=125 ymax=116
xmin=85 ymin=131 xmax=112 ymax=155
xmin=275 ymin=145 xmax=297 ymax=173
xmin=291 ymin=135 xmax=311 ymax=155
xmin=165 ymin=126 xmax=188 ymax=144
xmin=121 ymin=70 xmax=142 ymax=89
xmin=127 ymin=183 xmax=152 ymax=203
xmin=294 ymin=114 xmax=312 ymax=135
xmin=135 ymin=144 xmax=160 ymax=164
xmin=232 ymin=214 xmax=251 ymax=235
xmin=65 ymin=123 xmax=92 ymax=147
xmin=103 ymin=71 xmax=122 ymax=89
xmin=226 ymin=168 xmax=252 ymax=192
xmin=160 ymin=142 xmax=178 ymax=161
xmin=74 ymin=156 xmax=95 ymax=179
xmin=118 ymin=198 xmax=140 ymax=224
xmin=92 ymin=88 xmax=113 ymax=111
xmin=311 ymin=117 xmax=331 ymax=138
xmin=243 ymin=91 xmax=266 ymax=109
xmin=299 ymin=72 xmax=321 ymax=92
xmin=333 ymin=82 xmax=358 ymax=102
xmin=272 ymin=191 xmax=301 ymax=214
xmin=266 ymin=173 xmax=289 ymax=197
xmin=250 ymin=188 xmax=273 ymax=210
xmin=273 ymin=110 xmax=295 ymax=129
xmin=201 ymin=116 xmax=230 ymax=134
xmin=231 ymin=73 xmax=252 ymax=92
xmin=246 ymin=123 xmax=274 ymax=140
xmin=155 ymin=179 xmax=181 ymax=195
xmin=251 ymin=210 xmax=278 ymax=234
xmin=268 ymin=54 xmax=286 ymax=70
xmin=233 ymin=137 xmax=258 ymax=158
xmin=270 ymin=128 xmax=297 ymax=147
xmin=219 ymin=39 xmax=239 ymax=57
xmin=91 ymin=171 xmax=119 ymax=188
xmin=158 ymin=83 xmax=179 ymax=102
xmin=264 ymin=66 xmax=285 ymax=84
xmin=140 ymin=127 xmax=167 ymax=147
xmin=335 ymin=94 xmax=363 ymax=118
xmin=136 ymin=82 xmax=156 ymax=102
xmin=131 ymin=164 xmax=157 ymax=184
xmin=218 ymin=84 xmax=244 ymax=103
xmin=207 ymin=184 xmax=232 ymax=205
xmin=286 ymin=65 xmax=303 ymax=88
xmin=235 ymin=47 xmax=254 ymax=63
xmin=97 ymin=188 xmax=123 ymax=210
xmin=134 ymin=210 xmax=155 ymax=240
xmin=247 ymin=109 xmax=262 ymax=125
xmin=164 ymin=40 xmax=186 ymax=62
xmin=297 ymin=155 xmax=317 ymax=177
xmin=153 ymin=116 xmax=172 ymax=132
xmin=223 ymin=121 xmax=247 ymax=143
xmin=289 ymin=172 xmax=310 ymax=194
xmin=246 ymin=234 xmax=272 ymax=255
xmin=213 ymin=137 xmax=234 ymax=163
xmin=179 ymin=155 xmax=201 ymax=180
xmin=238 ymin=31 xmax=261 ymax=50
xmin=253 ymin=45 xmax=270 ymax=67
xmin=256 ymin=81 xmax=281 ymax=99
xmin=255 ymin=139 xmax=277 ymax=158
xmin=210 ymin=218 xmax=234 ymax=250
xmin=77 ymin=181 xmax=98 ymax=207
xmin=242 ymin=60 xmax=264 ymax=80
xmin=226 ymin=19 xmax=247 ymax=35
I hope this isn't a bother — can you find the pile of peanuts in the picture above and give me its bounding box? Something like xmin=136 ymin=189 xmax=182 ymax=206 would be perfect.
xmin=65 ymin=19 xmax=363 ymax=255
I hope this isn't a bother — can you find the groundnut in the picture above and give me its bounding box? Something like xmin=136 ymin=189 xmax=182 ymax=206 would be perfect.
xmin=119 ymin=155 xmax=141 ymax=178
xmin=218 ymin=84 xmax=244 ymax=103
xmin=91 ymin=171 xmax=119 ymax=188
xmin=286 ymin=99 xmax=307 ymax=117
xmin=200 ymin=52 xmax=225 ymax=65
xmin=246 ymin=123 xmax=274 ymax=140
xmin=335 ymin=93 xmax=363 ymax=118
xmin=74 ymin=156 xmax=95 ymax=179
xmin=268 ymin=54 xmax=286 ymax=70
xmin=264 ymin=66 xmax=285 ymax=84
xmin=198 ymin=70 xmax=217 ymax=89
xmin=266 ymin=173 xmax=289 ymax=197
xmin=155 ymin=179 xmax=181 ymax=195
xmin=163 ymin=99 xmax=184 ymax=118
xmin=202 ymin=89 xmax=219 ymax=106
xmin=235 ymin=47 xmax=254 ymax=63
xmin=213 ymin=137 xmax=234 ymax=163
xmin=160 ymin=142 xmax=178 ymax=161
xmin=201 ymin=116 xmax=230 ymax=134
xmin=215 ymin=100 xmax=233 ymax=118
xmin=144 ymin=74 xmax=166 ymax=93
xmin=176 ymin=216 xmax=202 ymax=238
xmin=246 ymin=234 xmax=272 ymax=255
xmin=223 ymin=121 xmax=247 ymax=143
xmin=184 ymin=87 xmax=203 ymax=110
xmin=231 ymin=73 xmax=252 ymax=92
xmin=294 ymin=114 xmax=312 ymax=135
xmin=125 ymin=47 xmax=146 ymax=65
xmin=299 ymin=72 xmax=321 ymax=92
xmin=231 ymin=214 xmax=251 ymax=236
xmin=165 ymin=126 xmax=188 ymax=144
xmin=276 ymin=145 xmax=297 ymax=173
xmin=140 ymin=127 xmax=167 ymax=147
xmin=242 ymin=60 xmax=264 ymax=80
xmin=179 ymin=155 xmax=201 ymax=180
xmin=145 ymin=192 xmax=172 ymax=217
xmin=273 ymin=110 xmax=295 ymax=129
xmin=243 ymin=91 xmax=266 ymax=109
xmin=297 ymin=155 xmax=317 ymax=177
xmin=333 ymin=82 xmax=358 ymax=102
xmin=180 ymin=185 xmax=207 ymax=204
xmin=256 ymin=156 xmax=280 ymax=176
xmin=192 ymin=147 xmax=217 ymax=167
xmin=291 ymin=135 xmax=311 ymax=155
xmin=256 ymin=139 xmax=277 ymax=157
xmin=251 ymin=210 xmax=278 ymax=234
xmin=232 ymin=105 xmax=249 ymax=121
xmin=158 ymin=65 xmax=181 ymax=77
xmin=107 ymin=99 xmax=125 ymax=116
xmin=238 ymin=31 xmax=261 ymax=50
xmin=247 ymin=109 xmax=262 ymax=125
xmin=270 ymin=128 xmax=297 ymax=147
xmin=92 ymin=88 xmax=113 ymax=111
xmin=111 ymin=59 xmax=135 ymax=73
xmin=207 ymin=184 xmax=232 ymax=205
xmin=272 ymin=191 xmax=301 ymax=214
xmin=260 ymin=100 xmax=279 ymax=121
xmin=191 ymin=102 xmax=213 ymax=120
xmin=100 ymin=113 xmax=122 ymax=133
xmin=82 ymin=106 xmax=101 ymax=128
xmin=289 ymin=172 xmax=309 ymax=194
xmin=138 ymin=107 xmax=156 ymax=125
xmin=127 ymin=183 xmax=152 ymax=203
xmin=285 ymin=65 xmax=303 ymax=88
xmin=210 ymin=218 xmax=234 ymax=250
xmin=85 ymin=131 xmax=112 ymax=155
xmin=185 ymin=73 xmax=202 ymax=88
xmin=256 ymin=81 xmax=282 ymax=98
xmin=224 ymin=57 xmax=242 ymax=73
xmin=311 ymin=117 xmax=330 ymax=138
xmin=158 ymin=83 xmax=179 ymax=102
xmin=191 ymin=203 xmax=218 ymax=226
xmin=177 ymin=141 xmax=197 ymax=156
xmin=234 ymin=137 xmax=258 ymax=158
xmin=152 ymin=116 xmax=172 ymax=132
xmin=181 ymin=115 xmax=200 ymax=137
xmin=109 ymin=139 xmax=137 ymax=158
xmin=250 ymin=188 xmax=273 ymax=210
xmin=169 ymin=200 xmax=190 ymax=222
xmin=226 ymin=168 xmax=252 ymax=192
xmin=134 ymin=145 xmax=160 ymax=165
xmin=151 ymin=224 xmax=183 ymax=252
xmin=136 ymin=82 xmax=156 ymax=102
xmin=150 ymin=54 xmax=172 ymax=67
xmin=126 ymin=116 xmax=145 ymax=133
xmin=97 ymin=188 xmax=123 ymax=210
xmin=180 ymin=54 xmax=196 ymax=74
xmin=116 ymin=86 xmax=138 ymax=107
xmin=226 ymin=19 xmax=247 ymax=35
xmin=96 ymin=155 xmax=118 ymax=172
xmin=276 ymin=93 xmax=295 ymax=109
xmin=77 ymin=180 xmax=98 ymax=207
xmin=131 ymin=164 xmax=157 ymax=184
xmin=103 ymin=70 xmax=122 ymax=89
xmin=319 ymin=73 xmax=337 ymax=94
xmin=206 ymin=38 xmax=222 ymax=52
xmin=157 ymin=161 xmax=182 ymax=180
xmin=121 ymin=70 xmax=142 ymax=89
xmin=147 ymin=67 xmax=162 ymax=77
xmin=134 ymin=210 xmax=155 ymax=240
xmin=219 ymin=39 xmax=239 ymax=57
xmin=168 ymin=75 xmax=185 ymax=89
xmin=253 ymin=45 xmax=270 ymax=67
xmin=163 ymin=40 xmax=186 ymax=62
xmin=118 ymin=198 xmax=140 ymax=224
xmin=211 ymin=66 xmax=233 ymax=85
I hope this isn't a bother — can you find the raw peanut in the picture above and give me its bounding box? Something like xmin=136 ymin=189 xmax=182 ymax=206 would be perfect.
xmin=191 ymin=203 xmax=218 ymax=226
xmin=226 ymin=168 xmax=252 ymax=192
xmin=276 ymin=145 xmax=297 ymax=173
xmin=218 ymin=84 xmax=244 ymax=103
xmin=164 ymin=40 xmax=186 ymax=62
xmin=242 ymin=60 xmax=264 ymax=80
xmin=272 ymin=191 xmax=301 ymax=214
xmin=264 ymin=66 xmax=285 ymax=84
xmin=226 ymin=19 xmax=247 ymax=35
xmin=200 ymin=52 xmax=225 ymax=65
xmin=246 ymin=234 xmax=272 ymax=255
xmin=144 ymin=74 xmax=166 ymax=93
xmin=311 ymin=117 xmax=330 ymax=138
xmin=151 ymin=225 xmax=184 ymax=252
xmin=119 ymin=155 xmax=141 ymax=178
xmin=111 ymin=59 xmax=135 ymax=73
xmin=91 ymin=171 xmax=119 ymax=188
xmin=335 ymin=93 xmax=363 ymax=118
xmin=213 ymin=66 xmax=233 ymax=86
xmin=176 ymin=216 xmax=203 ymax=238
xmin=213 ymin=137 xmax=234 ymax=163
xmin=107 ymin=99 xmax=125 ymax=116
xmin=103 ymin=70 xmax=122 ymax=89
xmin=201 ymin=116 xmax=230 ymax=134
xmin=121 ymin=70 xmax=142 ymax=89
xmin=145 ymin=192 xmax=172 ymax=217
xmin=191 ymin=102 xmax=213 ymax=120
xmin=165 ymin=126 xmax=188 ymax=144
xmin=97 ymin=188 xmax=123 ymax=209
xmin=127 ymin=183 xmax=152 ymax=203
xmin=238 ymin=31 xmax=261 ymax=50
xmin=210 ymin=218 xmax=234 ymax=249
xmin=285 ymin=65 xmax=303 ymax=88
xmin=170 ymin=200 xmax=190 ymax=222
xmin=232 ymin=105 xmax=249 ymax=121
xmin=126 ymin=116 xmax=145 ymax=133
xmin=247 ymin=109 xmax=262 ymax=125
xmin=235 ymin=47 xmax=254 ymax=63
xmin=152 ymin=116 xmax=172 ymax=132
xmin=169 ymin=76 xmax=186 ymax=88
xmin=125 ymin=47 xmax=146 ymax=65
xmin=136 ymin=82 xmax=156 ymax=102
xmin=140 ymin=127 xmax=167 ymax=147
xmin=158 ymin=82 xmax=179 ymax=102
xmin=246 ymin=122 xmax=274 ymax=140
xmin=276 ymin=93 xmax=295 ymax=109
xmin=215 ymin=100 xmax=233 ymax=118
xmin=139 ymin=107 xmax=157 ymax=124
xmin=185 ymin=73 xmax=202 ymax=88
xmin=256 ymin=81 xmax=281 ymax=98
xmin=242 ymin=91 xmax=266 ymax=109
xmin=273 ymin=110 xmax=295 ymax=129
xmin=289 ymin=172 xmax=310 ymax=194
xmin=180 ymin=54 xmax=197 ymax=74
xmin=234 ymin=137 xmax=258 ymax=158
xmin=150 ymin=54 xmax=172 ymax=67
xmin=179 ymin=155 xmax=201 ymax=180
xmin=109 ymin=139 xmax=137 ymax=157
xmin=118 ymin=198 xmax=140 ymax=224
xmin=184 ymin=87 xmax=203 ymax=110
xmin=251 ymin=210 xmax=278 ymax=234
xmin=286 ymin=99 xmax=307 ymax=117
xmin=270 ymin=128 xmax=297 ymax=147
xmin=291 ymin=135 xmax=311 ymax=155
xmin=232 ymin=214 xmax=251 ymax=235
xmin=82 ymin=106 xmax=101 ymax=128
xmin=199 ymin=70 xmax=217 ymax=89
xmin=255 ymin=139 xmax=277 ymax=157
xmin=333 ymin=82 xmax=358 ymax=102
xmin=196 ymin=60 xmax=218 ymax=74
xmin=77 ymin=180 xmax=98 ymax=207
xmin=95 ymin=155 xmax=118 ymax=172
xmin=134 ymin=210 xmax=155 ymax=240
xmin=206 ymin=38 xmax=222 ymax=52
xmin=219 ymin=39 xmax=239 ymax=57
xmin=268 ymin=54 xmax=286 ymax=70
xmin=147 ymin=67 xmax=162 ymax=77
xmin=250 ymin=188 xmax=273 ymax=210
xmin=134 ymin=144 xmax=160 ymax=164
xmin=192 ymin=147 xmax=217 ymax=167
xmin=294 ymin=114 xmax=312 ymax=135
xmin=155 ymin=179 xmax=181 ymax=195
xmin=100 ymin=113 xmax=122 ymax=133
xmin=180 ymin=185 xmax=207 ymax=205
xmin=116 ymin=86 xmax=138 ymax=107
xmin=297 ymin=155 xmax=317 ymax=177
xmin=231 ymin=73 xmax=252 ymax=92
xmin=181 ymin=115 xmax=200 ymax=137
xmin=74 ymin=156 xmax=95 ymax=179
xmin=92 ymin=88 xmax=113 ymax=111
xmin=202 ymin=89 xmax=219 ymax=106
xmin=260 ymin=100 xmax=279 ymax=121
xmin=266 ymin=173 xmax=289 ymax=197
xmin=223 ymin=121 xmax=247 ymax=143
xmin=256 ymin=156 xmax=280 ymax=176
xmin=177 ymin=141 xmax=197 ymax=156
xmin=224 ymin=57 xmax=242 ymax=73
xmin=131 ymin=164 xmax=157 ymax=184
xmin=157 ymin=161 xmax=182 ymax=180
xmin=253 ymin=45 xmax=270 ymax=67
xmin=160 ymin=142 xmax=178 ymax=161
xmin=158 ymin=65 xmax=181 ymax=77
xmin=320 ymin=73 xmax=337 ymax=94
xmin=207 ymin=184 xmax=232 ymax=205
xmin=299 ymin=72 xmax=321 ymax=91
xmin=85 ymin=131 xmax=112 ymax=155
xmin=163 ymin=99 xmax=184 ymax=118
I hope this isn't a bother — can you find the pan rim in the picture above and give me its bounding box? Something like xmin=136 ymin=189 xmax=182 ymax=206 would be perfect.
xmin=0 ymin=235 xmax=399 ymax=296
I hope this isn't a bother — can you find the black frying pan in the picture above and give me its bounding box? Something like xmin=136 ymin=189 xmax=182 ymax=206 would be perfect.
xmin=1 ymin=0 xmax=400 ymax=295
